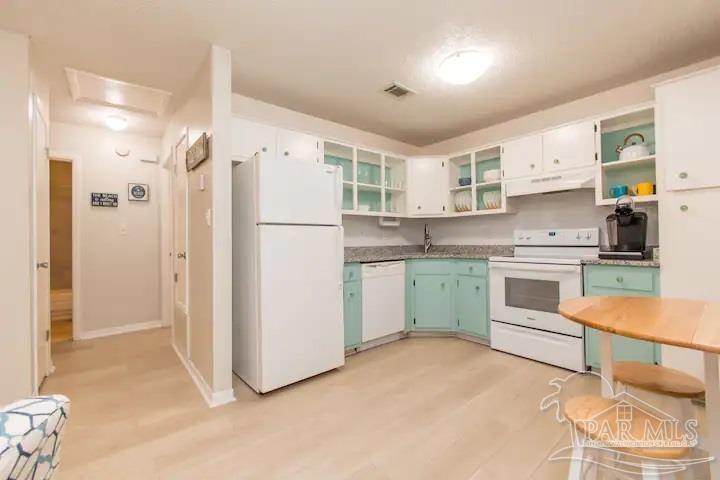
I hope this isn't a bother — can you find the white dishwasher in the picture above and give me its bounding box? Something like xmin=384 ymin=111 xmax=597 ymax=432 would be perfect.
xmin=361 ymin=261 xmax=406 ymax=342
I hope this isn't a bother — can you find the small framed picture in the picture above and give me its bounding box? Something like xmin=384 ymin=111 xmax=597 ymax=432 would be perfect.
xmin=128 ymin=183 xmax=149 ymax=202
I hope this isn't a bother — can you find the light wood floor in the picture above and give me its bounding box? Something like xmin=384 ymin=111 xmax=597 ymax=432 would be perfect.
xmin=41 ymin=328 xmax=705 ymax=479
xmin=51 ymin=319 xmax=73 ymax=343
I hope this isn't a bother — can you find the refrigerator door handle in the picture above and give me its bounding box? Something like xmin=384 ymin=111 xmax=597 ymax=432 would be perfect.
xmin=337 ymin=226 xmax=344 ymax=291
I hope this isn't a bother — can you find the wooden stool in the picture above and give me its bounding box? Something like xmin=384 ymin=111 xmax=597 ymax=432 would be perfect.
xmin=564 ymin=395 xmax=691 ymax=480
xmin=613 ymin=362 xmax=705 ymax=426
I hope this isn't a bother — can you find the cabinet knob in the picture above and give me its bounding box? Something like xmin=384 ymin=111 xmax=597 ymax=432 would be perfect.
xmin=284 ymin=151 xmax=289 ymax=156
xmin=349 ymin=292 xmax=355 ymax=298
xmin=679 ymin=172 xmax=688 ymax=179
xmin=440 ymin=282 xmax=445 ymax=288
xmin=469 ymin=266 xmax=474 ymax=272
xmin=262 ymin=147 xmax=267 ymax=152
xmin=616 ymin=276 xmax=624 ymax=283
xmin=475 ymin=285 xmax=480 ymax=291
xmin=349 ymin=272 xmax=354 ymax=278
xmin=680 ymin=205 xmax=689 ymax=212
xmin=530 ymin=163 xmax=535 ymax=169
xmin=417 ymin=205 xmax=421 ymax=210
xmin=553 ymin=159 xmax=560 ymax=164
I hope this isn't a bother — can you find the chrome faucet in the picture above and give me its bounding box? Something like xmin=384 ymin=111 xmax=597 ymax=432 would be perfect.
xmin=424 ymin=223 xmax=432 ymax=254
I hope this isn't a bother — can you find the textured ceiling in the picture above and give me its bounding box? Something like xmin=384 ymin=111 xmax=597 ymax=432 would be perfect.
xmin=2 ymin=0 xmax=720 ymax=144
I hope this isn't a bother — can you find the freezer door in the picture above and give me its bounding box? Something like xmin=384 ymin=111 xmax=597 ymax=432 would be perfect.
xmin=257 ymin=225 xmax=344 ymax=392
xmin=256 ymin=156 xmax=342 ymax=225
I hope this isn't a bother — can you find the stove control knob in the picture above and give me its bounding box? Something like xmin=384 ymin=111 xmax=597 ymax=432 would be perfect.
xmin=585 ymin=233 xmax=592 ymax=240
xmin=576 ymin=233 xmax=581 ymax=240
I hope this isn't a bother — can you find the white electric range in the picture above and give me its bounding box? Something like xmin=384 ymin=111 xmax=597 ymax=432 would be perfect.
xmin=488 ymin=228 xmax=599 ymax=372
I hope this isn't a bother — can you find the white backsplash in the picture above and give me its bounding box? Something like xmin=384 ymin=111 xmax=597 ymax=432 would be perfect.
xmin=343 ymin=190 xmax=658 ymax=248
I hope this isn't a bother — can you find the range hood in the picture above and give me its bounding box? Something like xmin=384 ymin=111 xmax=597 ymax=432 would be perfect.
xmin=505 ymin=166 xmax=596 ymax=197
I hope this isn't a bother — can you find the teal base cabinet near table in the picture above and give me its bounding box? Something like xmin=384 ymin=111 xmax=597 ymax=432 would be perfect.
xmin=406 ymin=259 xmax=489 ymax=338
xmin=584 ymin=265 xmax=661 ymax=369
xmin=343 ymin=263 xmax=362 ymax=348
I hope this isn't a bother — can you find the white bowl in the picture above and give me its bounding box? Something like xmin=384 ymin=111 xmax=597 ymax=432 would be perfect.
xmin=482 ymin=169 xmax=501 ymax=183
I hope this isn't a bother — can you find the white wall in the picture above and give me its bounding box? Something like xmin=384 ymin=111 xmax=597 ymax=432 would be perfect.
xmin=161 ymin=45 xmax=233 ymax=406
xmin=429 ymin=190 xmax=658 ymax=247
xmin=0 ymin=29 xmax=32 ymax=405
xmin=49 ymin=122 xmax=162 ymax=337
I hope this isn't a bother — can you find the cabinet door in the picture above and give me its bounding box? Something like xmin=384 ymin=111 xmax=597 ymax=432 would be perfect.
xmin=232 ymin=118 xmax=277 ymax=161
xmin=456 ymin=275 xmax=489 ymax=337
xmin=277 ymin=128 xmax=320 ymax=163
xmin=584 ymin=265 xmax=660 ymax=369
xmin=407 ymin=157 xmax=447 ymax=216
xmin=343 ymin=281 xmax=362 ymax=348
xmin=658 ymin=68 xmax=720 ymax=191
xmin=413 ymin=274 xmax=452 ymax=329
xmin=585 ymin=327 xmax=657 ymax=369
xmin=542 ymin=121 xmax=596 ymax=172
xmin=501 ymin=134 xmax=543 ymax=179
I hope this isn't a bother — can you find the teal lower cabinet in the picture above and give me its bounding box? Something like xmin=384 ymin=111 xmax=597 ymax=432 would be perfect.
xmin=584 ymin=265 xmax=661 ymax=369
xmin=407 ymin=259 xmax=489 ymax=338
xmin=343 ymin=264 xmax=362 ymax=348
xmin=456 ymin=274 xmax=489 ymax=337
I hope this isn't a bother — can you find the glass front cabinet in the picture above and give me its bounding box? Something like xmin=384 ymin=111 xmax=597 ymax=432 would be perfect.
xmin=323 ymin=141 xmax=407 ymax=216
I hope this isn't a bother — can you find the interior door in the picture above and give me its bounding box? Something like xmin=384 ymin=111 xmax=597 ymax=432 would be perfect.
xmin=501 ymin=134 xmax=543 ymax=179
xmin=542 ymin=121 xmax=596 ymax=172
xmin=173 ymin=135 xmax=189 ymax=358
xmin=33 ymin=97 xmax=51 ymax=386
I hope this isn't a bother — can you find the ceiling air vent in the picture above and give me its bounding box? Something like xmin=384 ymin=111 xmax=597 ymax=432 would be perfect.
xmin=383 ymin=82 xmax=414 ymax=99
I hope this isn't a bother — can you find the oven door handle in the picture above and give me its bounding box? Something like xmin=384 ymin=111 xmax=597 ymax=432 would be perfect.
xmin=489 ymin=262 xmax=581 ymax=274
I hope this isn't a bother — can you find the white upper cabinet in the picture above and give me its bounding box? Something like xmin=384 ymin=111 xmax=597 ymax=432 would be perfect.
xmin=232 ymin=118 xmax=277 ymax=161
xmin=408 ymin=157 xmax=447 ymax=216
xmin=501 ymin=134 xmax=542 ymax=179
xmin=277 ymin=129 xmax=320 ymax=164
xmin=657 ymin=67 xmax=720 ymax=191
xmin=542 ymin=121 xmax=596 ymax=173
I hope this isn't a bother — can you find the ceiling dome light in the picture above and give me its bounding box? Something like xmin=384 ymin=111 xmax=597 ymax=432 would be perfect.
xmin=105 ymin=115 xmax=128 ymax=131
xmin=437 ymin=50 xmax=494 ymax=85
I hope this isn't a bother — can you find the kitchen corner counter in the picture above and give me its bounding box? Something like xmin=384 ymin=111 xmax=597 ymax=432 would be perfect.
xmin=581 ymin=258 xmax=660 ymax=268
xmin=344 ymin=245 xmax=514 ymax=263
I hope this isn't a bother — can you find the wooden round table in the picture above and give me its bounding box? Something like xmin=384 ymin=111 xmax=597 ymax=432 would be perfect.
xmin=559 ymin=296 xmax=720 ymax=478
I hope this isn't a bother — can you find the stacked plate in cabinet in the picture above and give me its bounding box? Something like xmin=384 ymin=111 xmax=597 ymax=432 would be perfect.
xmin=454 ymin=190 xmax=472 ymax=212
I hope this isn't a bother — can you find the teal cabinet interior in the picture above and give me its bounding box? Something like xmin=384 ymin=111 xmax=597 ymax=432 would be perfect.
xmin=343 ymin=263 xmax=362 ymax=348
xmin=584 ymin=265 xmax=661 ymax=369
xmin=406 ymin=259 xmax=489 ymax=337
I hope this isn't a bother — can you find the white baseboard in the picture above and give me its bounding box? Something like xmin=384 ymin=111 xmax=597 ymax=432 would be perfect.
xmin=172 ymin=343 xmax=236 ymax=408
xmin=76 ymin=320 xmax=163 ymax=340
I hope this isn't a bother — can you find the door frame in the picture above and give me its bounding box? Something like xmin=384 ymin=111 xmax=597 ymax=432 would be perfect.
xmin=47 ymin=150 xmax=83 ymax=345
xmin=172 ymin=129 xmax=190 ymax=358
xmin=31 ymin=94 xmax=50 ymax=392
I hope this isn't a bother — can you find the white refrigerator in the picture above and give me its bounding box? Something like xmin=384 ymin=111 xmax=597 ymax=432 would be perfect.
xmin=232 ymin=154 xmax=345 ymax=393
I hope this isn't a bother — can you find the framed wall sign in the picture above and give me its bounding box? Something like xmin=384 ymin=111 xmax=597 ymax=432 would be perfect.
xmin=91 ymin=192 xmax=118 ymax=207
xmin=186 ymin=132 xmax=209 ymax=171
xmin=128 ymin=183 xmax=149 ymax=201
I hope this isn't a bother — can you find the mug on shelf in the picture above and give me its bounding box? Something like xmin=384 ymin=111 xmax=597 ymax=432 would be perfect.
xmin=609 ymin=184 xmax=629 ymax=198
xmin=634 ymin=182 xmax=654 ymax=196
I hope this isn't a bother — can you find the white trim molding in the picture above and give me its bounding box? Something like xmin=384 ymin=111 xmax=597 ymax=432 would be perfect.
xmin=172 ymin=343 xmax=236 ymax=408
xmin=76 ymin=320 xmax=162 ymax=340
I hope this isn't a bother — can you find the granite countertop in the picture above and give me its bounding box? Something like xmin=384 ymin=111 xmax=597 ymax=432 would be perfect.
xmin=345 ymin=245 xmax=660 ymax=267
xmin=581 ymin=258 xmax=660 ymax=268
xmin=344 ymin=245 xmax=514 ymax=263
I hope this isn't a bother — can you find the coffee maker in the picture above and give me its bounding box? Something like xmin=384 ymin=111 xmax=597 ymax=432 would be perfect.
xmin=600 ymin=196 xmax=651 ymax=260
